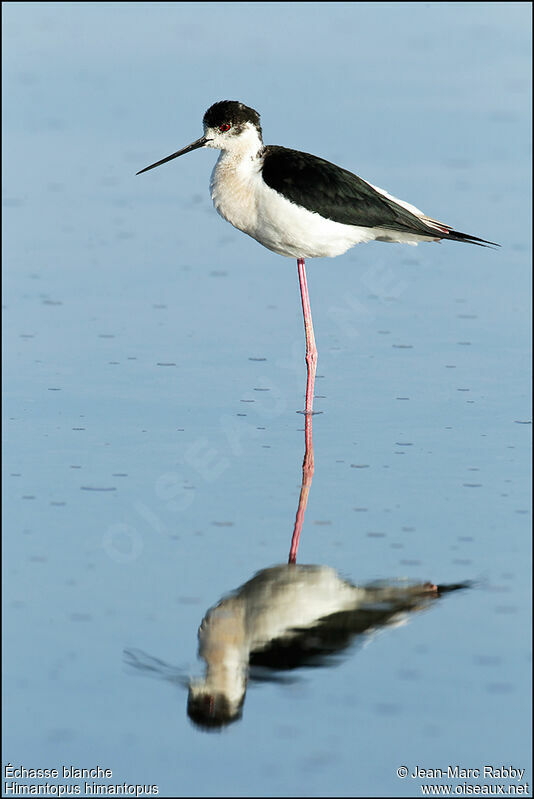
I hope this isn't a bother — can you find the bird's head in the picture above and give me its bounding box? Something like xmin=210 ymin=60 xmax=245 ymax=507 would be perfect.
xmin=136 ymin=100 xmax=263 ymax=176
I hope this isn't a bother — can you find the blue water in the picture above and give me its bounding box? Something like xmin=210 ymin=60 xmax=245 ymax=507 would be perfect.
xmin=3 ymin=2 xmax=531 ymax=797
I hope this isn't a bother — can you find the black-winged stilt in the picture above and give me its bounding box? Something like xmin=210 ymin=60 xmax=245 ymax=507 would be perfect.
xmin=137 ymin=100 xmax=497 ymax=413
xmin=125 ymin=570 xmax=468 ymax=729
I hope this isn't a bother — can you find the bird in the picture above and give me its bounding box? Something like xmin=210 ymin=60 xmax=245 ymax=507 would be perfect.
xmin=125 ymin=564 xmax=469 ymax=729
xmin=137 ymin=100 xmax=497 ymax=413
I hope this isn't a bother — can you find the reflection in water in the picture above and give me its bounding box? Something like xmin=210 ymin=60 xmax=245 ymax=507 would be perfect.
xmin=125 ymin=567 xmax=468 ymax=730
xmin=125 ymin=406 xmax=470 ymax=731
xmin=289 ymin=411 xmax=314 ymax=563
xmin=186 ymin=565 xmax=467 ymax=729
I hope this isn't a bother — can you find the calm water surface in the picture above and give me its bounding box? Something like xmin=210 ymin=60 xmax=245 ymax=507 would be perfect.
xmin=3 ymin=3 xmax=531 ymax=797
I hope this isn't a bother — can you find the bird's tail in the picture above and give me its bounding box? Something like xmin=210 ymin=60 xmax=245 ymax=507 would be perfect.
xmin=423 ymin=216 xmax=499 ymax=248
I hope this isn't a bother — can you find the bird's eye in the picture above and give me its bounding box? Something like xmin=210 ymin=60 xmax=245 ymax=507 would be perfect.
xmin=219 ymin=123 xmax=231 ymax=132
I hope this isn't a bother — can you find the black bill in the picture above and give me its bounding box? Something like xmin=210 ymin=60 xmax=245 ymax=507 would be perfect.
xmin=136 ymin=136 xmax=209 ymax=175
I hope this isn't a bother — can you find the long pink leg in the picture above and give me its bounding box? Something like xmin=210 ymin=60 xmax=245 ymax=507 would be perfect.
xmin=288 ymin=410 xmax=314 ymax=564
xmin=297 ymin=258 xmax=318 ymax=415
xmin=288 ymin=258 xmax=318 ymax=563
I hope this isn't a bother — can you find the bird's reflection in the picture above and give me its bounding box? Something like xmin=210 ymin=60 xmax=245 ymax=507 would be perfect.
xmin=125 ymin=564 xmax=467 ymax=730
xmin=186 ymin=565 xmax=466 ymax=729
xmin=125 ymin=397 xmax=470 ymax=730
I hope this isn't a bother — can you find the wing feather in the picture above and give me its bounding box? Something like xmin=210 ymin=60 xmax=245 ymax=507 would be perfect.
xmin=261 ymin=146 xmax=497 ymax=247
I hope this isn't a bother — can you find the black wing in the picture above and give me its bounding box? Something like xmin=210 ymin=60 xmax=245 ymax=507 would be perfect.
xmin=261 ymin=146 xmax=497 ymax=246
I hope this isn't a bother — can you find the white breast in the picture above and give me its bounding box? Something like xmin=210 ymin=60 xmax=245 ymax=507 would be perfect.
xmin=210 ymin=151 xmax=376 ymax=259
xmin=210 ymin=151 xmax=439 ymax=258
xmin=210 ymin=151 xmax=261 ymax=235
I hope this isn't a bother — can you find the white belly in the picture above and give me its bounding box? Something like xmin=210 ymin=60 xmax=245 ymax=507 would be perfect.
xmin=210 ymin=154 xmax=377 ymax=259
xmin=209 ymin=153 xmax=436 ymax=258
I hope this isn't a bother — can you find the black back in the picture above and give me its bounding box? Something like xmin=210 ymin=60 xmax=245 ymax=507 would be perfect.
xmin=261 ymin=145 xmax=495 ymax=245
xmin=262 ymin=145 xmax=439 ymax=235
